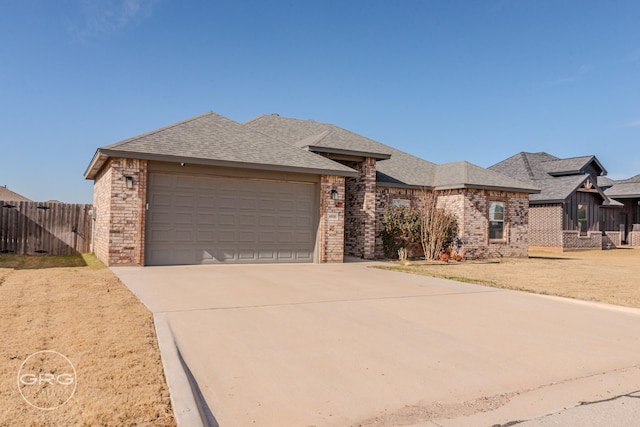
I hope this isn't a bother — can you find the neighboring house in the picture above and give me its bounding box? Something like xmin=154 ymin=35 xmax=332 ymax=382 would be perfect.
xmin=489 ymin=152 xmax=639 ymax=250
xmin=599 ymin=174 xmax=640 ymax=246
xmin=84 ymin=111 xmax=538 ymax=266
xmin=0 ymin=186 xmax=31 ymax=202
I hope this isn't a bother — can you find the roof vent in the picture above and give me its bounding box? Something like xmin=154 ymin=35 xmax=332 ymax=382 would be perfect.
xmin=271 ymin=113 xmax=279 ymax=116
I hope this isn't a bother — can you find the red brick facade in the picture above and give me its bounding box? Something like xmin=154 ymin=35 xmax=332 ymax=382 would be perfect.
xmin=342 ymin=158 xmax=376 ymax=259
xmin=375 ymin=188 xmax=530 ymax=259
xmin=319 ymin=175 xmax=346 ymax=263
xmin=93 ymin=157 xmax=532 ymax=265
xmin=92 ymin=158 xmax=147 ymax=265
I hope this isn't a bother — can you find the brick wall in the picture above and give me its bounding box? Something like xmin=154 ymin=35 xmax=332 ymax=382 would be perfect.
xmin=529 ymin=204 xmax=563 ymax=248
xmin=375 ymin=187 xmax=529 ymax=259
xmin=92 ymin=158 xmax=147 ymax=266
xmin=455 ymin=189 xmax=529 ymax=259
xmin=92 ymin=164 xmax=112 ymax=264
xmin=562 ymin=230 xmax=602 ymax=250
xmin=341 ymin=158 xmax=377 ymax=258
xmin=319 ymin=175 xmax=345 ymax=262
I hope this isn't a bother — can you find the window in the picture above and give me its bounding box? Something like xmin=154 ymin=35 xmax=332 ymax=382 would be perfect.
xmin=489 ymin=201 xmax=505 ymax=240
xmin=391 ymin=199 xmax=411 ymax=208
xmin=577 ymin=204 xmax=588 ymax=236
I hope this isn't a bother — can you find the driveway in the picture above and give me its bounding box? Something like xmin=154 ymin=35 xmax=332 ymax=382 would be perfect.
xmin=112 ymin=262 xmax=640 ymax=427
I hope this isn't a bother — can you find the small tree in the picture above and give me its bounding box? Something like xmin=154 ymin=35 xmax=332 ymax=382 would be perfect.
xmin=380 ymin=205 xmax=421 ymax=259
xmin=417 ymin=190 xmax=459 ymax=261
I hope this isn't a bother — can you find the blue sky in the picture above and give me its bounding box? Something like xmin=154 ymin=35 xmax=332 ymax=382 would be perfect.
xmin=2 ymin=0 xmax=639 ymax=203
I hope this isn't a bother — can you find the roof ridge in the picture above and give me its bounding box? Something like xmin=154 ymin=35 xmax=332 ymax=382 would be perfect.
xmin=522 ymin=153 xmax=534 ymax=179
xmin=105 ymin=111 xmax=216 ymax=149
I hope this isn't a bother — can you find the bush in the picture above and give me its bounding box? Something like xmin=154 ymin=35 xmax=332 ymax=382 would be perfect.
xmin=380 ymin=206 xmax=421 ymax=259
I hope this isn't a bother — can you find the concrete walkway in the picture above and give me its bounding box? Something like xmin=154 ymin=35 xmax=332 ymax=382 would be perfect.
xmin=112 ymin=262 xmax=640 ymax=427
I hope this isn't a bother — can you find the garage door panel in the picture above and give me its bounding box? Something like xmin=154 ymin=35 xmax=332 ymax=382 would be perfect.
xmin=218 ymin=214 xmax=236 ymax=226
xmin=218 ymin=230 xmax=236 ymax=243
xmin=146 ymin=173 xmax=317 ymax=265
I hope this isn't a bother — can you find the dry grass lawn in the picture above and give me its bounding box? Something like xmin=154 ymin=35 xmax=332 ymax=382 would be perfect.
xmin=0 ymin=254 xmax=175 ymax=426
xmin=377 ymin=248 xmax=640 ymax=309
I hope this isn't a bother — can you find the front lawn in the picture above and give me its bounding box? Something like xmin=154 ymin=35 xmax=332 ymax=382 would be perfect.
xmin=376 ymin=249 xmax=640 ymax=309
xmin=0 ymin=254 xmax=175 ymax=426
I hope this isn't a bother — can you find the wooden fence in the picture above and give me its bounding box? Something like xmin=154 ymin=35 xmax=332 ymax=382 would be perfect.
xmin=0 ymin=201 xmax=92 ymax=255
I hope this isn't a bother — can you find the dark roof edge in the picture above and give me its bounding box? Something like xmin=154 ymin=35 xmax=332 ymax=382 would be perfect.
xmin=85 ymin=149 xmax=359 ymax=179
xmin=376 ymin=182 xmax=429 ymax=190
xmin=605 ymin=193 xmax=640 ymax=199
xmin=306 ymin=145 xmax=391 ymax=160
xmin=530 ymin=199 xmax=566 ymax=205
xmin=434 ymin=183 xmax=541 ymax=194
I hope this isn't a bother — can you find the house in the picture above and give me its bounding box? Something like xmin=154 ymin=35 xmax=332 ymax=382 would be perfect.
xmin=0 ymin=186 xmax=31 ymax=202
xmin=84 ymin=111 xmax=538 ymax=266
xmin=599 ymin=174 xmax=640 ymax=246
xmin=489 ymin=152 xmax=639 ymax=250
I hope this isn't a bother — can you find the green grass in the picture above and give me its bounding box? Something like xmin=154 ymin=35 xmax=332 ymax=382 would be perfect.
xmin=0 ymin=253 xmax=104 ymax=270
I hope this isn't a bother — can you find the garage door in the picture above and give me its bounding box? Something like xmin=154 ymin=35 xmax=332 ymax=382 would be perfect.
xmin=146 ymin=173 xmax=317 ymax=265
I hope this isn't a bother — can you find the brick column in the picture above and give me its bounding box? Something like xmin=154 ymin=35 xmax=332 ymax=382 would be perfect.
xmin=93 ymin=158 xmax=147 ymax=266
xmin=362 ymin=157 xmax=377 ymax=259
xmin=319 ymin=175 xmax=345 ymax=262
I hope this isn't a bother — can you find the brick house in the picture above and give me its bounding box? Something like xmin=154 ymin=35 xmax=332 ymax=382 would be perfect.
xmin=84 ymin=111 xmax=538 ymax=266
xmin=490 ymin=152 xmax=640 ymax=251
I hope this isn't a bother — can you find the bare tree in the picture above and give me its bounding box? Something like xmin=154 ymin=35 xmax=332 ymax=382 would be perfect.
xmin=417 ymin=190 xmax=458 ymax=261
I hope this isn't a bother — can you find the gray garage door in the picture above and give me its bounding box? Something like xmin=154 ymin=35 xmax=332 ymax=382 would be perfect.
xmin=146 ymin=173 xmax=317 ymax=265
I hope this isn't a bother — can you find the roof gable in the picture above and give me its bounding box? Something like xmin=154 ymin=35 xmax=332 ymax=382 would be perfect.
xmin=85 ymin=112 xmax=357 ymax=179
xmin=0 ymin=186 xmax=31 ymax=202
xmin=542 ymin=155 xmax=607 ymax=177
xmin=490 ymin=152 xmax=612 ymax=203
xmin=248 ymin=115 xmax=538 ymax=193
xmin=246 ymin=114 xmax=393 ymax=159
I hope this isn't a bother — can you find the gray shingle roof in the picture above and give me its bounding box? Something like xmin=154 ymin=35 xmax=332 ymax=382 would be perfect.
xmin=85 ymin=112 xmax=357 ymax=179
xmin=246 ymin=114 xmax=393 ymax=159
xmin=247 ymin=115 xmax=538 ymax=193
xmin=604 ymin=182 xmax=640 ymax=198
xmin=0 ymin=186 xmax=31 ymax=202
xmin=543 ymin=156 xmax=606 ymax=176
xmin=490 ymin=152 xmax=611 ymax=203
xmin=432 ymin=161 xmax=539 ymax=192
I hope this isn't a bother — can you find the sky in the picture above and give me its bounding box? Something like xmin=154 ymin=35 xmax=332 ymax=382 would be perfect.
xmin=1 ymin=0 xmax=639 ymax=203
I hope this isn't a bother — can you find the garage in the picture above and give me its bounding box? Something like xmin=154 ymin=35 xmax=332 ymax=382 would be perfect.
xmin=146 ymin=172 xmax=318 ymax=265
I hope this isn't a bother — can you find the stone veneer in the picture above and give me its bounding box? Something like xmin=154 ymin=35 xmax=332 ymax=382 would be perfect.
xmin=562 ymin=231 xmax=602 ymax=250
xmin=375 ymin=188 xmax=530 ymax=259
xmin=92 ymin=158 xmax=147 ymax=265
xmin=603 ymin=231 xmax=621 ymax=249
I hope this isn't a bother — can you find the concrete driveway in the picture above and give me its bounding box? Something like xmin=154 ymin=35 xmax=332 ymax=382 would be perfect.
xmin=112 ymin=262 xmax=640 ymax=427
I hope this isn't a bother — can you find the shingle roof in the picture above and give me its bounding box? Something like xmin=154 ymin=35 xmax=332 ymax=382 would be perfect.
xmin=85 ymin=112 xmax=357 ymax=179
xmin=246 ymin=114 xmax=393 ymax=159
xmin=543 ymin=155 xmax=607 ymax=176
xmin=618 ymin=174 xmax=640 ymax=184
xmin=604 ymin=182 xmax=640 ymax=198
xmin=247 ymin=115 xmax=538 ymax=193
xmin=489 ymin=152 xmax=612 ymax=203
xmin=432 ymin=161 xmax=540 ymax=192
xmin=0 ymin=186 xmax=31 ymax=202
